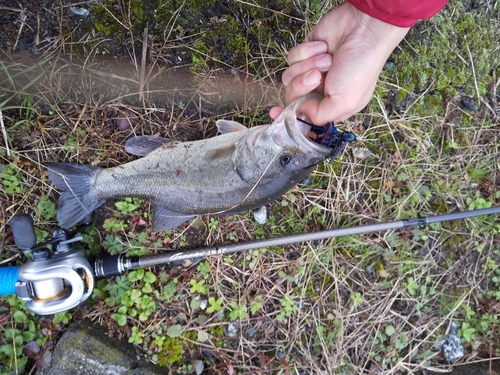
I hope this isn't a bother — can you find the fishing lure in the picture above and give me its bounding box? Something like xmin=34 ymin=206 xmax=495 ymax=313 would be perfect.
xmin=297 ymin=118 xmax=356 ymax=161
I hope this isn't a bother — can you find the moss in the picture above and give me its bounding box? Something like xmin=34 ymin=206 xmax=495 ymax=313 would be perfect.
xmin=429 ymin=199 xmax=449 ymax=214
xmin=83 ymin=0 xmax=307 ymax=73
xmin=156 ymin=337 xmax=184 ymax=366
xmin=376 ymin=0 xmax=499 ymax=119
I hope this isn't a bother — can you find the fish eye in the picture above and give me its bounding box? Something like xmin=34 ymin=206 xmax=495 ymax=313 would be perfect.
xmin=280 ymin=155 xmax=291 ymax=166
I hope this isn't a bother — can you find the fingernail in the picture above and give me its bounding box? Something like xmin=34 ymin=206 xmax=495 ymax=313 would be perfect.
xmin=316 ymin=55 xmax=331 ymax=69
xmin=303 ymin=71 xmax=319 ymax=86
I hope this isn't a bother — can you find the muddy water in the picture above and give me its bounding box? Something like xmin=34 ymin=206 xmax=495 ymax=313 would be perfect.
xmin=1 ymin=52 xmax=281 ymax=123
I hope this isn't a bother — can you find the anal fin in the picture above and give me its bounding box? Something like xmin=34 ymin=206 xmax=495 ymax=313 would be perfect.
xmin=152 ymin=201 xmax=193 ymax=232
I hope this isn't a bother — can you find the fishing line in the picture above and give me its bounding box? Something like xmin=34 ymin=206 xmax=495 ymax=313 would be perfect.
xmin=149 ymin=154 xmax=301 ymax=224
xmin=156 ymin=152 xmax=281 ymax=220
xmin=210 ymin=152 xmax=281 ymax=215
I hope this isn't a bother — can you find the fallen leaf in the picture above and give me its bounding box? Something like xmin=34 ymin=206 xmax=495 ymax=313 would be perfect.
xmin=378 ymin=268 xmax=390 ymax=278
xmin=35 ymin=350 xmax=52 ymax=369
xmin=22 ymin=341 xmax=40 ymax=358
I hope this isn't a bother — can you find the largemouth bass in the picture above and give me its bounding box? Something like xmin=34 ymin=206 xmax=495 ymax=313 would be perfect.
xmin=48 ymin=94 xmax=352 ymax=231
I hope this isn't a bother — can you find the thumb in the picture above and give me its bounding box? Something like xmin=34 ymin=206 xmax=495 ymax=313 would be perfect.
xmin=269 ymin=106 xmax=284 ymax=120
xmin=296 ymin=97 xmax=336 ymax=125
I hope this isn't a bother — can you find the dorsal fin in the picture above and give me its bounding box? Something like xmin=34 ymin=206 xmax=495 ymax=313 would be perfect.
xmin=216 ymin=120 xmax=247 ymax=134
xmin=125 ymin=135 xmax=179 ymax=156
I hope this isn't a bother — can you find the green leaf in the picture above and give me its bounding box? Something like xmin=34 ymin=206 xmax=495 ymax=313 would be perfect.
xmin=190 ymin=297 xmax=201 ymax=311
xmin=0 ymin=344 xmax=14 ymax=356
xmin=130 ymin=289 xmax=142 ymax=301
xmin=197 ymin=330 xmax=209 ymax=342
xmin=111 ymin=313 xmax=127 ymax=326
xmin=142 ymin=283 xmax=153 ymax=294
xmin=22 ymin=331 xmax=36 ymax=342
xmin=206 ymin=296 xmax=223 ymax=313
xmin=167 ymin=324 xmax=183 ymax=338
xmin=103 ymin=218 xmax=126 ymax=232
xmin=385 ymin=325 xmax=396 ymax=336
xmin=13 ymin=310 xmax=27 ymax=324
xmin=196 ymin=315 xmax=208 ymax=324
xmin=118 ymin=306 xmax=127 ymax=314
xmin=190 ymin=279 xmax=207 ymax=294
xmin=144 ymin=271 xmax=156 ymax=283
xmin=128 ymin=269 xmax=145 ymax=283
xmin=163 ymin=282 xmax=176 ymax=299
xmin=139 ymin=312 xmax=150 ymax=321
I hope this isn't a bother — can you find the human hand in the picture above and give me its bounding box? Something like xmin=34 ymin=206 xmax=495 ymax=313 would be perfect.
xmin=270 ymin=2 xmax=410 ymax=124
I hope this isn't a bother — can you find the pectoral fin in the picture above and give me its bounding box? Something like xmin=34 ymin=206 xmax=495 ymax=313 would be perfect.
xmin=204 ymin=141 xmax=237 ymax=162
xmin=125 ymin=135 xmax=179 ymax=156
xmin=152 ymin=202 xmax=193 ymax=232
xmin=216 ymin=120 xmax=247 ymax=134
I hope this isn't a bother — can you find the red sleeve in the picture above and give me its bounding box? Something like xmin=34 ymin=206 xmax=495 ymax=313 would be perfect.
xmin=346 ymin=0 xmax=448 ymax=27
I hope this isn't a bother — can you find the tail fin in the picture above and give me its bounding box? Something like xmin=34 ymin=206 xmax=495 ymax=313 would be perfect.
xmin=47 ymin=163 xmax=105 ymax=229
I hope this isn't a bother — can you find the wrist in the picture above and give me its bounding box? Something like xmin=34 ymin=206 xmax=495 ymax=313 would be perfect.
xmin=347 ymin=3 xmax=409 ymax=59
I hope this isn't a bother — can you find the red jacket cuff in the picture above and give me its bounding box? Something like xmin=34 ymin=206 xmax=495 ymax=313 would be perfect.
xmin=347 ymin=0 xmax=449 ymax=27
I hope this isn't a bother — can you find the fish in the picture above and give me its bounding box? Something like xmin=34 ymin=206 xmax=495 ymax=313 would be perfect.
xmin=47 ymin=93 xmax=347 ymax=232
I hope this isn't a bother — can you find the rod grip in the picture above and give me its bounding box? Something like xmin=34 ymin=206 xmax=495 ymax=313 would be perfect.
xmin=0 ymin=266 xmax=20 ymax=295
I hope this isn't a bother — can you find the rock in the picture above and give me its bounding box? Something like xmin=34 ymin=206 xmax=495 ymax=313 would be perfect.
xmin=253 ymin=206 xmax=267 ymax=225
xmin=38 ymin=319 xmax=165 ymax=375
xmin=226 ymin=323 xmax=238 ymax=337
xmin=246 ymin=328 xmax=256 ymax=338
xmin=352 ymin=147 xmax=374 ymax=159
xmin=195 ymin=360 xmax=204 ymax=375
xmin=460 ymin=96 xmax=476 ymax=111
xmin=434 ymin=322 xmax=463 ymax=363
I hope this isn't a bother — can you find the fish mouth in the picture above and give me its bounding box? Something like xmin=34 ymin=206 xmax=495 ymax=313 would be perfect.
xmin=272 ymin=94 xmax=333 ymax=157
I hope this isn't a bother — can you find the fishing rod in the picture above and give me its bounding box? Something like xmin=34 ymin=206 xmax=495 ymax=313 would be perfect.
xmin=1 ymin=206 xmax=499 ymax=315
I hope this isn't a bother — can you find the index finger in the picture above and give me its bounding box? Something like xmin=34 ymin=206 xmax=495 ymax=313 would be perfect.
xmin=286 ymin=41 xmax=328 ymax=65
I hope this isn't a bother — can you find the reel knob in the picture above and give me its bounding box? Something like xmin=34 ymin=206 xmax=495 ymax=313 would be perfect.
xmin=32 ymin=248 xmax=50 ymax=261
xmin=10 ymin=214 xmax=37 ymax=250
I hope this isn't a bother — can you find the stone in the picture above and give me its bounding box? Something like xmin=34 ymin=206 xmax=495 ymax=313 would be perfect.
xmin=38 ymin=319 xmax=165 ymax=375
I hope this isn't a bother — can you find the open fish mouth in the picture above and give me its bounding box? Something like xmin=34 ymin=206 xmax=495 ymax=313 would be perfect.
xmin=272 ymin=94 xmax=355 ymax=158
xmin=284 ymin=114 xmax=333 ymax=156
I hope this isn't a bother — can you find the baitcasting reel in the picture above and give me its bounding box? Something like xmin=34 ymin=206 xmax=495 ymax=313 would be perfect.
xmin=6 ymin=214 xmax=94 ymax=315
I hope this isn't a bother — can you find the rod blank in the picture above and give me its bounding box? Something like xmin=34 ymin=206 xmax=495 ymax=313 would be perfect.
xmin=122 ymin=206 xmax=500 ymax=271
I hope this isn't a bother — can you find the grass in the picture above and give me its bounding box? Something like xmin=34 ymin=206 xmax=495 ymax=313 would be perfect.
xmin=1 ymin=0 xmax=500 ymax=374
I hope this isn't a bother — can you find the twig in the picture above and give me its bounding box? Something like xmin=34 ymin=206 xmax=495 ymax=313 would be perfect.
xmin=466 ymin=42 xmax=481 ymax=106
xmin=0 ymin=107 xmax=10 ymax=156
xmin=0 ymin=201 xmax=20 ymax=265
xmin=0 ymin=202 xmax=6 ymax=256
xmin=13 ymin=11 xmax=27 ymax=50
xmin=139 ymin=24 xmax=148 ymax=102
